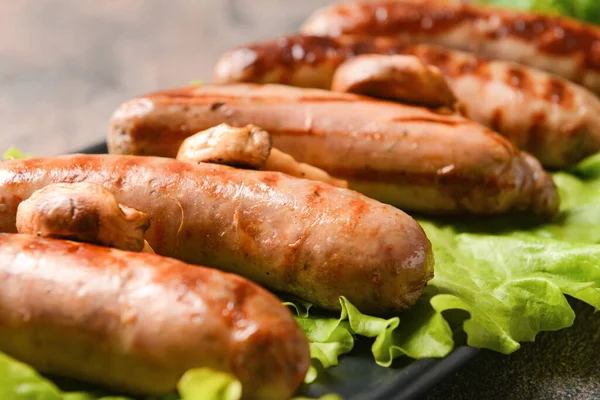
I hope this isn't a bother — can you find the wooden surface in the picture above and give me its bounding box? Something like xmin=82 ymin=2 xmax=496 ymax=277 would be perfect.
xmin=0 ymin=1 xmax=598 ymax=399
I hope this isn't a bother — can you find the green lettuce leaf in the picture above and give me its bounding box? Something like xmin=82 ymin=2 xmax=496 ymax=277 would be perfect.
xmin=0 ymin=351 xmax=64 ymax=400
xmin=2 ymin=147 xmax=32 ymax=160
xmin=177 ymin=369 xmax=241 ymax=400
xmin=288 ymin=153 xmax=600 ymax=369
xmin=286 ymin=294 xmax=454 ymax=374
xmin=474 ymin=0 xmax=600 ymax=24
xmin=0 ymin=348 xmax=338 ymax=400
xmin=0 ymin=351 xmax=137 ymax=400
xmin=177 ymin=368 xmax=340 ymax=400
xmin=420 ymin=224 xmax=599 ymax=353
xmin=188 ymin=79 xmax=204 ymax=87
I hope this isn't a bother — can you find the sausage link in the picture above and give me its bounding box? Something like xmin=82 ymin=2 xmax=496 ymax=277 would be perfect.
xmin=107 ymin=83 xmax=559 ymax=218
xmin=0 ymin=154 xmax=434 ymax=315
xmin=300 ymin=0 xmax=600 ymax=94
xmin=0 ymin=233 xmax=309 ymax=399
xmin=213 ymin=34 xmax=600 ymax=168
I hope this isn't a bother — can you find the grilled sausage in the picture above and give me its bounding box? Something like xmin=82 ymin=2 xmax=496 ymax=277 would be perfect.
xmin=300 ymin=0 xmax=600 ymax=94
xmin=213 ymin=35 xmax=600 ymax=168
xmin=106 ymin=83 xmax=558 ymax=218
xmin=0 ymin=233 xmax=309 ymax=399
xmin=0 ymin=154 xmax=434 ymax=315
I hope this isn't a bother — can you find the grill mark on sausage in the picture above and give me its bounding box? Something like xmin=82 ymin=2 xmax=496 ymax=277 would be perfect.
xmin=335 ymin=1 xmax=478 ymax=37
xmin=390 ymin=116 xmax=466 ymax=126
xmin=210 ymin=102 xmax=226 ymax=111
xmin=346 ymin=36 xmax=414 ymax=57
xmin=155 ymin=92 xmax=289 ymax=104
xmin=296 ymin=96 xmax=356 ymax=102
xmin=490 ymin=109 xmax=504 ymax=133
xmin=505 ymin=67 xmax=529 ymax=92
xmin=346 ymin=199 xmax=369 ymax=235
xmin=526 ymin=112 xmax=548 ymax=154
xmin=261 ymin=173 xmax=280 ymax=187
xmin=331 ymin=165 xmax=519 ymax=192
xmin=305 ymin=186 xmax=325 ymax=208
xmin=370 ymin=41 xmax=493 ymax=79
xmin=242 ymin=35 xmax=347 ymax=78
xmin=227 ymin=34 xmax=499 ymax=84
xmin=227 ymin=280 xmax=255 ymax=326
xmin=152 ymin=90 xmax=360 ymax=105
xmin=545 ymin=78 xmax=573 ymax=108
xmin=487 ymin=15 xmax=600 ymax=70
xmin=456 ymin=57 xmax=489 ymax=77
xmin=358 ymin=39 xmax=492 ymax=80
xmin=322 ymin=0 xmax=600 ymax=70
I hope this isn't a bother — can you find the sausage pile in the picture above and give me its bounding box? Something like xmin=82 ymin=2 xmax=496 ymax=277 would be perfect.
xmin=2 ymin=0 xmax=598 ymax=398
xmin=213 ymin=1 xmax=600 ymax=169
xmin=0 ymin=153 xmax=433 ymax=397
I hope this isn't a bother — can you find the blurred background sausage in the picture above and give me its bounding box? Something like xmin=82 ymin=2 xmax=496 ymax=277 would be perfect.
xmin=213 ymin=34 xmax=600 ymax=168
xmin=300 ymin=0 xmax=600 ymax=94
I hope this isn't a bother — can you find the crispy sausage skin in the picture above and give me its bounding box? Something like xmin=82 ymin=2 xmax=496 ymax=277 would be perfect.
xmin=0 ymin=233 xmax=309 ymax=399
xmin=0 ymin=154 xmax=434 ymax=315
xmin=300 ymin=0 xmax=600 ymax=94
xmin=107 ymin=83 xmax=558 ymax=218
xmin=213 ymin=35 xmax=600 ymax=168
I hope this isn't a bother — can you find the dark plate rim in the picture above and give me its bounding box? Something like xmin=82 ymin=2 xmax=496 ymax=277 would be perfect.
xmin=77 ymin=141 xmax=480 ymax=400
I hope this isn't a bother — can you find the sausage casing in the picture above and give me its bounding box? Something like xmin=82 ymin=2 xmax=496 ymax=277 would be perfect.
xmin=300 ymin=0 xmax=600 ymax=94
xmin=213 ymin=34 xmax=600 ymax=168
xmin=0 ymin=154 xmax=434 ymax=315
xmin=107 ymin=83 xmax=558 ymax=218
xmin=0 ymin=233 xmax=309 ymax=399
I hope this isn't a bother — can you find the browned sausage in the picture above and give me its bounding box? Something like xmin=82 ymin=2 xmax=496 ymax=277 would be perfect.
xmin=300 ymin=0 xmax=600 ymax=94
xmin=212 ymin=34 xmax=600 ymax=168
xmin=106 ymin=83 xmax=558 ymax=218
xmin=0 ymin=233 xmax=309 ymax=399
xmin=0 ymin=154 xmax=434 ymax=315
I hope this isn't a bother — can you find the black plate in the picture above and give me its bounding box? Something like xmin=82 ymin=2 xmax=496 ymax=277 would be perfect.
xmin=78 ymin=142 xmax=479 ymax=400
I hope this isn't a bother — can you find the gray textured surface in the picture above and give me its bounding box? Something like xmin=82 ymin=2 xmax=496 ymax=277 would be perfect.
xmin=0 ymin=1 xmax=598 ymax=399
xmin=426 ymin=299 xmax=599 ymax=400
xmin=0 ymin=0 xmax=337 ymax=155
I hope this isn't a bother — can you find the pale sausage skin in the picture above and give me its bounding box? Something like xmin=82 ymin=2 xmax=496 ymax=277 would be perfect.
xmin=0 ymin=233 xmax=309 ymax=399
xmin=300 ymin=0 xmax=600 ymax=94
xmin=107 ymin=83 xmax=559 ymax=218
xmin=0 ymin=154 xmax=434 ymax=315
xmin=213 ymin=35 xmax=600 ymax=168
